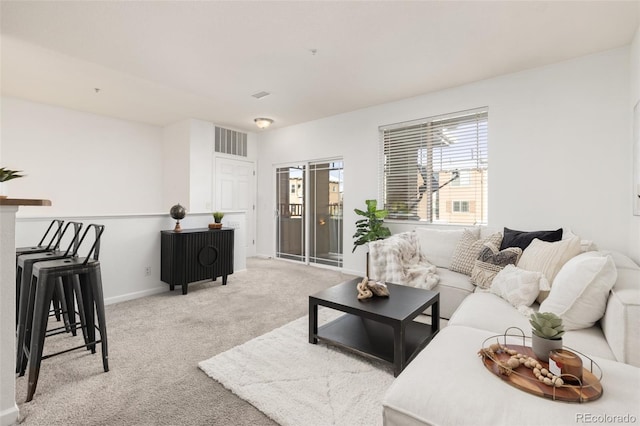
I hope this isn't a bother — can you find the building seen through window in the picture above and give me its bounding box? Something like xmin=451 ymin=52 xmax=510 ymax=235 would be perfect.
xmin=380 ymin=108 xmax=488 ymax=225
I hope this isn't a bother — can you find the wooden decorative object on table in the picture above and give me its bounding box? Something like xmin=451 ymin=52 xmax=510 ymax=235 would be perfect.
xmin=356 ymin=277 xmax=390 ymax=300
xmin=209 ymin=223 xmax=222 ymax=229
xmin=478 ymin=331 xmax=602 ymax=403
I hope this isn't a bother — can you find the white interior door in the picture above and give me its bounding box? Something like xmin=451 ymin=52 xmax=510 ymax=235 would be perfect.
xmin=215 ymin=157 xmax=255 ymax=256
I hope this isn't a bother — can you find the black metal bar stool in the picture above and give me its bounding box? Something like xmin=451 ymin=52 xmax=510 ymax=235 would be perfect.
xmin=24 ymin=224 xmax=108 ymax=402
xmin=15 ymin=219 xmax=64 ymax=322
xmin=15 ymin=222 xmax=84 ymax=374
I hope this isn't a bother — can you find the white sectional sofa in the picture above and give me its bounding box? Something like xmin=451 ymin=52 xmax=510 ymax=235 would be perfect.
xmin=380 ymin=227 xmax=640 ymax=426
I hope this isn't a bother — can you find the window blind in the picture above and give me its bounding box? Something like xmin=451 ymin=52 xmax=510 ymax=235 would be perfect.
xmin=379 ymin=107 xmax=488 ymax=225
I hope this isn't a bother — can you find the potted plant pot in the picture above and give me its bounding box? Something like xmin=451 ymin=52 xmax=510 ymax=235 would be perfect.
xmin=531 ymin=333 xmax=563 ymax=362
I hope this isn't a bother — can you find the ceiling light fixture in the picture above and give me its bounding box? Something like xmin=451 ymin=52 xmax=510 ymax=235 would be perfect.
xmin=254 ymin=118 xmax=273 ymax=129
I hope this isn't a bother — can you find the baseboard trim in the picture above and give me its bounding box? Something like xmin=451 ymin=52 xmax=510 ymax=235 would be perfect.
xmin=341 ymin=268 xmax=364 ymax=277
xmin=104 ymin=287 xmax=166 ymax=305
xmin=103 ymin=272 xmax=249 ymax=305
xmin=0 ymin=404 xmax=19 ymax=426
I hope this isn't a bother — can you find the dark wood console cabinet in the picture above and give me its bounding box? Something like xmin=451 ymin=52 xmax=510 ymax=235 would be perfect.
xmin=161 ymin=228 xmax=234 ymax=295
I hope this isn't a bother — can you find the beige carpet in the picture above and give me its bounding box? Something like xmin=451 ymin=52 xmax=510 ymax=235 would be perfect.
xmin=15 ymin=258 xmax=355 ymax=425
xmin=199 ymin=310 xmax=393 ymax=426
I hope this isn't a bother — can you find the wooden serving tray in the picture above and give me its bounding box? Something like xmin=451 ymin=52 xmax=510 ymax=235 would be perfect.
xmin=481 ymin=343 xmax=603 ymax=402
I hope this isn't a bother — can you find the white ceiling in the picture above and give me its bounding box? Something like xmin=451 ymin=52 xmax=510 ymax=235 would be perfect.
xmin=1 ymin=1 xmax=638 ymax=132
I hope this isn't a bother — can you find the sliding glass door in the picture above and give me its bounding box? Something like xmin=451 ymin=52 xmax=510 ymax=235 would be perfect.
xmin=276 ymin=165 xmax=306 ymax=262
xmin=275 ymin=160 xmax=343 ymax=268
xmin=309 ymin=161 xmax=343 ymax=267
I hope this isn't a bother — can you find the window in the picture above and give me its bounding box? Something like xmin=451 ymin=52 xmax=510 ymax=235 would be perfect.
xmin=380 ymin=107 xmax=488 ymax=225
xmin=452 ymin=201 xmax=470 ymax=213
xmin=291 ymin=184 xmax=295 ymax=194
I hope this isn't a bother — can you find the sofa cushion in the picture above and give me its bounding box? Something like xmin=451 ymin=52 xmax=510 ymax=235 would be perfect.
xmin=430 ymin=267 xmax=475 ymax=319
xmin=383 ymin=326 xmax=638 ymax=426
xmin=449 ymin=230 xmax=502 ymax=276
xmin=489 ymin=264 xmax=547 ymax=309
xmin=470 ymin=243 xmax=522 ymax=289
xmin=601 ymin=266 xmax=640 ymax=367
xmin=500 ymin=226 xmax=563 ymax=250
xmin=517 ymin=236 xmax=582 ymax=302
xmin=539 ymin=252 xmax=617 ymax=330
xmin=448 ymin=292 xmax=615 ymax=360
xmin=607 ymin=251 xmax=640 ymax=271
xmin=415 ymin=227 xmax=477 ymax=269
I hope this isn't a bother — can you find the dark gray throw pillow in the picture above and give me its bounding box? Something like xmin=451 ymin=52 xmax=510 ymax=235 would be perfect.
xmin=499 ymin=227 xmax=563 ymax=250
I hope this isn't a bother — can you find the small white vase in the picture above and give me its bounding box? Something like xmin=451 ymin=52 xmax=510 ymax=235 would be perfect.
xmin=0 ymin=181 xmax=6 ymax=199
xmin=531 ymin=333 xmax=563 ymax=362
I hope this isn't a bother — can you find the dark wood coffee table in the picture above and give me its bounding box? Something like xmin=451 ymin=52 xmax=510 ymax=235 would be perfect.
xmin=309 ymin=278 xmax=439 ymax=377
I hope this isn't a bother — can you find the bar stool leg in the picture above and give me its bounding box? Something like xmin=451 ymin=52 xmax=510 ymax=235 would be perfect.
xmin=62 ymin=276 xmax=77 ymax=336
xmin=26 ymin=273 xmax=55 ymax=402
xmin=79 ymin=274 xmax=96 ymax=354
xmin=19 ymin=273 xmax=38 ymax=377
xmin=89 ymin=266 xmax=109 ymax=372
xmin=52 ymin=290 xmax=62 ymax=322
xmin=16 ymin=264 xmax=30 ymax=373
xmin=15 ymin=264 xmax=23 ymax=324
xmin=54 ymin=278 xmax=71 ymax=333
xmin=72 ymin=274 xmax=89 ymax=346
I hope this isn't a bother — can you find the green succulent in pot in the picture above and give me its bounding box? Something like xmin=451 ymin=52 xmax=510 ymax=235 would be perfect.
xmin=530 ymin=311 xmax=565 ymax=361
xmin=530 ymin=312 xmax=565 ymax=340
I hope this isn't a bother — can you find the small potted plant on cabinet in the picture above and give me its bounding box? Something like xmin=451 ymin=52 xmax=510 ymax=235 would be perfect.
xmin=209 ymin=211 xmax=224 ymax=229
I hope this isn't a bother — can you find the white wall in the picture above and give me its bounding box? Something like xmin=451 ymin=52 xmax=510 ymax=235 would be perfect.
xmin=2 ymin=100 xmax=253 ymax=302
xmin=257 ymin=47 xmax=636 ymax=273
xmin=15 ymin=212 xmax=246 ymax=304
xmin=630 ymin=25 xmax=640 ymax=263
xmin=189 ymin=119 xmax=215 ymax=212
xmin=1 ymin=97 xmax=164 ymax=216
xmin=162 ymin=120 xmax=191 ymax=212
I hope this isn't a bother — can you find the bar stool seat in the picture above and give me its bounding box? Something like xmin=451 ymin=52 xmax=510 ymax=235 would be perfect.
xmin=22 ymin=224 xmax=108 ymax=402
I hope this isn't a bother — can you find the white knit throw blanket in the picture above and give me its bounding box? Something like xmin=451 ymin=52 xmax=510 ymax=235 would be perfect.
xmin=368 ymin=231 xmax=439 ymax=290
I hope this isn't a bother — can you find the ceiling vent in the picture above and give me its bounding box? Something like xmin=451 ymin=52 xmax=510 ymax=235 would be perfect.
xmin=251 ymin=91 xmax=271 ymax=99
xmin=215 ymin=127 xmax=247 ymax=157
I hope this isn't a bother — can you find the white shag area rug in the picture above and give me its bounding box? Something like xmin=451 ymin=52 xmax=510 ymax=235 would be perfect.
xmin=198 ymin=310 xmax=394 ymax=426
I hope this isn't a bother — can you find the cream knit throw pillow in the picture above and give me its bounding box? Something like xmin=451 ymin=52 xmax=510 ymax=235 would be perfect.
xmin=517 ymin=236 xmax=581 ymax=303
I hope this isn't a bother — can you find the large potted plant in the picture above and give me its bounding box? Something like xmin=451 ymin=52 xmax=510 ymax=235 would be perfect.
xmin=0 ymin=167 xmax=24 ymax=198
xmin=529 ymin=311 xmax=565 ymax=362
xmin=352 ymin=199 xmax=391 ymax=253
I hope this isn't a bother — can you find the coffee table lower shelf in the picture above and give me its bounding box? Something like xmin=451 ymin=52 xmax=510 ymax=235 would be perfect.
xmin=316 ymin=313 xmax=435 ymax=370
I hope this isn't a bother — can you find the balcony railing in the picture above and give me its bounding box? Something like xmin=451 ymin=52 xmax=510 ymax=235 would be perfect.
xmin=279 ymin=203 xmax=343 ymax=218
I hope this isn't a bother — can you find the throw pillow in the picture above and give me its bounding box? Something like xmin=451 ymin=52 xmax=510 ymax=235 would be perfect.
xmin=539 ymin=252 xmax=617 ymax=330
xmin=415 ymin=227 xmax=478 ymax=269
xmin=490 ymin=265 xmax=549 ymax=309
xmin=470 ymin=243 xmax=523 ymax=289
xmin=563 ymin=228 xmax=598 ymax=252
xmin=517 ymin=236 xmax=581 ymax=303
xmin=449 ymin=230 xmax=502 ymax=276
xmin=499 ymin=227 xmax=563 ymax=251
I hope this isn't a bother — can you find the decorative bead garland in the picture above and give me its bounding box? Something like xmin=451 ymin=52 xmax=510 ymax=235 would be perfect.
xmin=480 ymin=342 xmax=565 ymax=387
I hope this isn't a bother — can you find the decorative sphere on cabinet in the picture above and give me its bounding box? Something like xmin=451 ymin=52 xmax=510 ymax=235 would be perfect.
xmin=170 ymin=203 xmax=186 ymax=232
